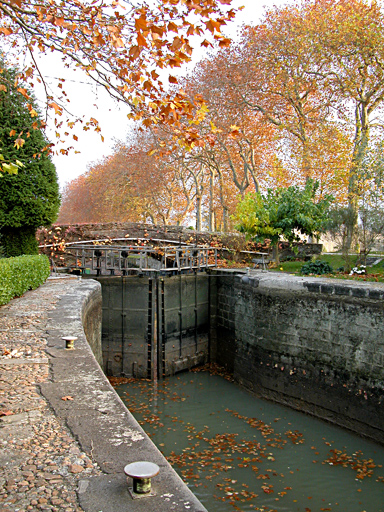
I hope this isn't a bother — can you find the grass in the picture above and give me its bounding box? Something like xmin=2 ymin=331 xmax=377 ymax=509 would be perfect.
xmin=271 ymin=254 xmax=384 ymax=283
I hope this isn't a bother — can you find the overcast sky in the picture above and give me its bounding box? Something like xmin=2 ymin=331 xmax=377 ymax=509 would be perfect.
xmin=49 ymin=0 xmax=290 ymax=188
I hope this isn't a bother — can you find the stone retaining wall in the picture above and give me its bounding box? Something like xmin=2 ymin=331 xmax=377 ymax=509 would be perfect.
xmin=37 ymin=221 xmax=322 ymax=266
xmin=213 ymin=271 xmax=384 ymax=443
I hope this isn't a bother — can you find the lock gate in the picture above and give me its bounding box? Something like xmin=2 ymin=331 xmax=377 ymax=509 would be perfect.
xmin=97 ymin=273 xmax=211 ymax=379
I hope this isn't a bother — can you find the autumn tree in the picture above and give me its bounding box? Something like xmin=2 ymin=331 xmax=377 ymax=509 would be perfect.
xmin=233 ymin=15 xmax=336 ymax=181
xmin=351 ymin=140 xmax=384 ymax=262
xmin=58 ymin=0 xmax=384 ymax=236
xmin=167 ymin=49 xmax=279 ymax=231
xmin=302 ymin=0 xmax=384 ymax=253
xmin=58 ymin=127 xmax=196 ymax=225
xmin=0 ymin=0 xmax=236 ymax=157
xmin=0 ymin=62 xmax=60 ymax=256
xmin=59 ymin=174 xmax=97 ymax=223
xmin=186 ymin=52 xmax=277 ymax=192
xmin=224 ymin=0 xmax=384 ymax=259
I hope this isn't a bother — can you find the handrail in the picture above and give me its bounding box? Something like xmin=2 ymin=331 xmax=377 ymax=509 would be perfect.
xmin=65 ymin=244 xmax=217 ymax=275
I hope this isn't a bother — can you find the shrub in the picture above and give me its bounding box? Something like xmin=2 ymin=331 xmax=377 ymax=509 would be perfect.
xmin=1 ymin=227 xmax=39 ymax=257
xmin=0 ymin=62 xmax=60 ymax=257
xmin=300 ymin=260 xmax=333 ymax=275
xmin=0 ymin=254 xmax=50 ymax=305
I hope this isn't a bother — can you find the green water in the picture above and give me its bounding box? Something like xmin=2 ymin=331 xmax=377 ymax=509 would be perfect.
xmin=115 ymin=370 xmax=384 ymax=512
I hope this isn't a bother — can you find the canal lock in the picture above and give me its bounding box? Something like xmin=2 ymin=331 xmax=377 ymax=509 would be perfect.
xmin=96 ymin=272 xmax=213 ymax=380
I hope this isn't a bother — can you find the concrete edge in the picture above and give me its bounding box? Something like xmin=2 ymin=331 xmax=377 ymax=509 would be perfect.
xmin=41 ymin=277 xmax=208 ymax=512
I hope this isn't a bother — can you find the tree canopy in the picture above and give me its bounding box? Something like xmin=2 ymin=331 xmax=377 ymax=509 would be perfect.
xmin=57 ymin=0 xmax=384 ymax=259
xmin=0 ymin=0 xmax=236 ymax=155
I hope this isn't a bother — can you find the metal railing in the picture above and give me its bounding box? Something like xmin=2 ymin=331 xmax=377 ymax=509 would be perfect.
xmin=68 ymin=245 xmax=217 ymax=275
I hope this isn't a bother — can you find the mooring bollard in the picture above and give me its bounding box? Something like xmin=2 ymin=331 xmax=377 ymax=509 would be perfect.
xmin=124 ymin=461 xmax=159 ymax=497
xmin=62 ymin=336 xmax=78 ymax=350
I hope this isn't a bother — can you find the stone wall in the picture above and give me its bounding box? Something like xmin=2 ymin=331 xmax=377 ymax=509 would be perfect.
xmin=37 ymin=222 xmax=322 ymax=266
xmin=37 ymin=222 xmax=249 ymax=252
xmin=213 ymin=270 xmax=384 ymax=443
xmin=81 ymin=280 xmax=103 ymax=366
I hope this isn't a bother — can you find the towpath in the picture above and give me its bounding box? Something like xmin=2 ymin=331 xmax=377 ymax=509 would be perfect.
xmin=0 ymin=277 xmax=101 ymax=512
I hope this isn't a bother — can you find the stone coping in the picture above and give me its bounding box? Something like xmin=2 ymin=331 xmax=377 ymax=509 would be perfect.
xmin=216 ymin=269 xmax=384 ymax=301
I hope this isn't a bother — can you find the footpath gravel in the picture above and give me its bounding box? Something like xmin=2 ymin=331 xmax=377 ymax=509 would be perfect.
xmin=0 ymin=277 xmax=101 ymax=512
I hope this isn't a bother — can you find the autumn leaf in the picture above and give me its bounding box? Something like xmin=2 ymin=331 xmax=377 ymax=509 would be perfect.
xmin=17 ymin=87 xmax=29 ymax=99
xmin=48 ymin=102 xmax=62 ymax=115
xmin=0 ymin=410 xmax=13 ymax=416
xmin=0 ymin=27 xmax=13 ymax=35
xmin=2 ymin=163 xmax=20 ymax=174
xmin=27 ymin=104 xmax=38 ymax=117
xmin=201 ymin=39 xmax=213 ymax=48
xmin=14 ymin=137 xmax=25 ymax=149
xmin=218 ymin=38 xmax=231 ymax=48
xmin=135 ymin=17 xmax=147 ymax=31
xmin=54 ymin=17 xmax=65 ymax=27
xmin=137 ymin=33 xmax=147 ymax=47
xmin=168 ymin=22 xmax=178 ymax=33
xmin=129 ymin=46 xmax=141 ymax=60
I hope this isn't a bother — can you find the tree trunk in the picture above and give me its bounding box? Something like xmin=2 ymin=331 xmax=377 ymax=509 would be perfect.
xmin=208 ymin=170 xmax=215 ymax=232
xmin=272 ymin=244 xmax=280 ymax=265
xmin=222 ymin=207 xmax=229 ymax=233
xmin=196 ymin=195 xmax=202 ymax=231
xmin=344 ymin=103 xmax=369 ymax=258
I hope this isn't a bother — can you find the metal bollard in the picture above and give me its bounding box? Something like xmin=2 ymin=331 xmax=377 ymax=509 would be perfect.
xmin=124 ymin=461 xmax=159 ymax=498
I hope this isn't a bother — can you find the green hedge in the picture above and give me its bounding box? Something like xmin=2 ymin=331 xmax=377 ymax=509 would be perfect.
xmin=0 ymin=254 xmax=50 ymax=306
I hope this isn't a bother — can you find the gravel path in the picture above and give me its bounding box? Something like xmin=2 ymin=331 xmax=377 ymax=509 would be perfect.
xmin=0 ymin=277 xmax=101 ymax=512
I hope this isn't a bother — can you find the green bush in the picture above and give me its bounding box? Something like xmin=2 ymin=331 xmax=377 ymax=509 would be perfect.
xmin=0 ymin=254 xmax=50 ymax=305
xmin=300 ymin=260 xmax=333 ymax=275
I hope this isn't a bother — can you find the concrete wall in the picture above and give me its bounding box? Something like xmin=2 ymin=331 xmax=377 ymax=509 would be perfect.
xmin=213 ymin=271 xmax=384 ymax=443
xmin=81 ymin=280 xmax=103 ymax=366
xmin=42 ymin=278 xmax=207 ymax=512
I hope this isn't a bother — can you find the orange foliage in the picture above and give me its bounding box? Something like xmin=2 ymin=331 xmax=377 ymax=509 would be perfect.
xmin=59 ymin=0 xmax=384 ymax=228
xmin=0 ymin=0 xmax=237 ymax=150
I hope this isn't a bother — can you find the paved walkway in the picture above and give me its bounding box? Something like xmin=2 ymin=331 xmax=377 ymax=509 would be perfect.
xmin=0 ymin=277 xmax=101 ymax=512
